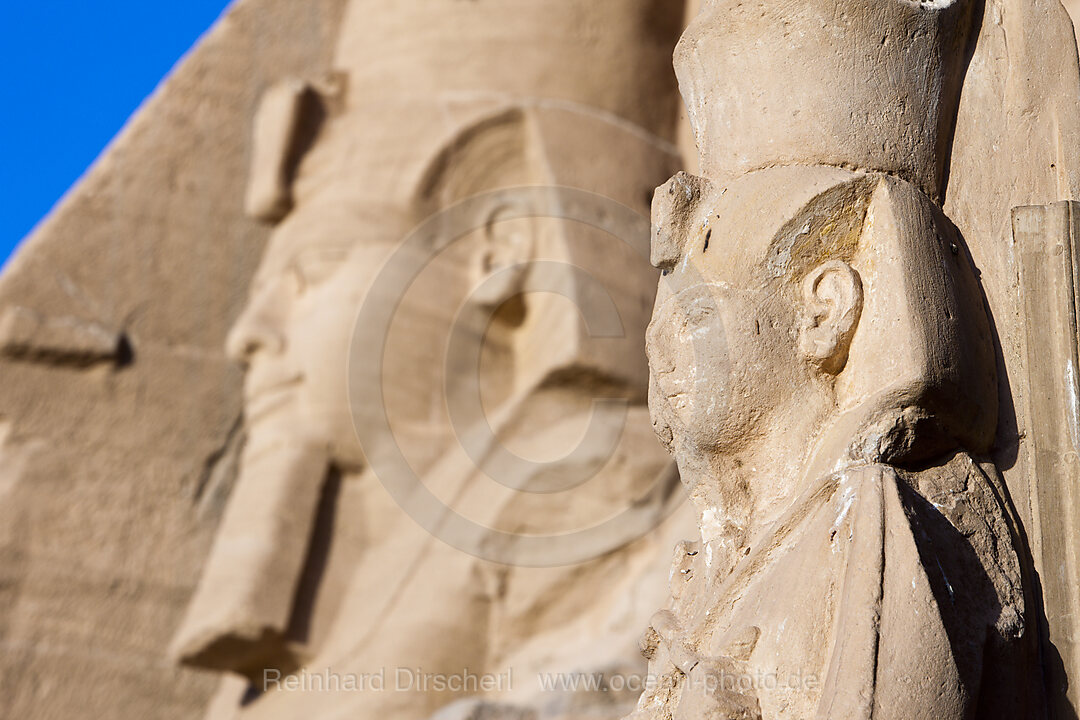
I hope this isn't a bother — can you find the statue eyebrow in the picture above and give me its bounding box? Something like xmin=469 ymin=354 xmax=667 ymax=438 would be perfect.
xmin=289 ymin=245 xmax=352 ymax=282
xmin=293 ymin=245 xmax=351 ymax=262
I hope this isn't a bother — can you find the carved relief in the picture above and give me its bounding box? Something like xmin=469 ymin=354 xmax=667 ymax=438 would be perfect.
xmin=7 ymin=0 xmax=1080 ymax=718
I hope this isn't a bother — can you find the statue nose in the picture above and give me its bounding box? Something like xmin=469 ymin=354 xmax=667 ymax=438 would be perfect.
xmin=651 ymin=171 xmax=716 ymax=272
xmin=225 ymin=287 xmax=287 ymax=363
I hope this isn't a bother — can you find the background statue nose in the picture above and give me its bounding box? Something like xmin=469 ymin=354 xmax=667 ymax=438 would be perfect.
xmin=225 ymin=292 xmax=287 ymax=362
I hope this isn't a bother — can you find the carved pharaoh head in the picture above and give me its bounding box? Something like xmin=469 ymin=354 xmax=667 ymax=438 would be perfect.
xmin=226 ymin=0 xmax=688 ymax=472
xmin=646 ymin=165 xmax=996 ymax=478
xmin=227 ymin=103 xmax=678 ymax=474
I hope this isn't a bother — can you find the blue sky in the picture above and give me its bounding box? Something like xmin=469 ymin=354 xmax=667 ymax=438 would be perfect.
xmin=0 ymin=1 xmax=234 ymax=268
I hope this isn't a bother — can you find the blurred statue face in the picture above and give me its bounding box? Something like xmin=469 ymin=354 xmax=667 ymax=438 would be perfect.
xmin=225 ymin=186 xmax=504 ymax=473
xmin=226 ymin=104 xmax=674 ymax=477
xmin=226 ymin=197 xmax=402 ymax=469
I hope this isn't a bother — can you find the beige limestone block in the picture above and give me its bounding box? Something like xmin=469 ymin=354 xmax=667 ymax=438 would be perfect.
xmin=243 ymin=79 xmax=315 ymax=223
xmin=0 ymin=305 xmax=126 ymax=366
xmin=943 ymin=1 xmax=1080 ymax=714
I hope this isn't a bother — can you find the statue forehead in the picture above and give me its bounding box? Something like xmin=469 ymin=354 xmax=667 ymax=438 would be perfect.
xmin=248 ymin=112 xmax=468 ymax=282
xmin=252 ymin=197 xmax=405 ymax=286
xmin=652 ymin=166 xmax=863 ymax=274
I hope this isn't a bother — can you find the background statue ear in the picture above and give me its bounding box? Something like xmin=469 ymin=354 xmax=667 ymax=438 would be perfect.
xmin=798 ymin=260 xmax=863 ymax=374
xmin=407 ymin=108 xmax=543 ymax=313
xmin=469 ymin=201 xmax=536 ymax=311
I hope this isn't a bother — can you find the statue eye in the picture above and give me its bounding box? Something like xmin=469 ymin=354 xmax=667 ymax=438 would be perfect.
xmin=291 ymin=247 xmax=349 ymax=292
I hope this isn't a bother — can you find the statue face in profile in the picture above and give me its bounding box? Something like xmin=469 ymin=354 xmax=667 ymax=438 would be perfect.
xmin=644 ymin=169 xmax=869 ymax=489
xmin=175 ymin=1 xmax=692 ymax=707
xmin=224 ymin=199 xmax=401 ymax=469
xmin=645 ymin=214 xmax=803 ymax=460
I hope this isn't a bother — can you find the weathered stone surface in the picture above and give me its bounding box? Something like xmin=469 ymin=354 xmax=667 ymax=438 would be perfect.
xmin=243 ymin=78 xmax=324 ymax=223
xmin=944 ymin=0 xmax=1080 ymax=713
xmin=0 ymin=305 xmax=126 ymax=366
xmin=1012 ymin=201 xmax=1080 ymax=718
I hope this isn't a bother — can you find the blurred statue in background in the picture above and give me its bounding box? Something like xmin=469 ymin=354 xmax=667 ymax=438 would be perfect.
xmin=171 ymin=1 xmax=697 ymax=719
xmin=630 ymin=1 xmax=1047 ymax=718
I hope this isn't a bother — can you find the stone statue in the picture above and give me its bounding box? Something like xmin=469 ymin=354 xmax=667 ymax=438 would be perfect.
xmin=629 ymin=1 xmax=1047 ymax=718
xmin=6 ymin=0 xmax=1080 ymax=718
xmin=169 ymin=1 xmax=696 ymax=718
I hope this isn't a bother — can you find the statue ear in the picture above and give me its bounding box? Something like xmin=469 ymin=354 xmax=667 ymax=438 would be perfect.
xmin=798 ymin=260 xmax=863 ymax=374
xmin=406 ymin=108 xmax=541 ymax=312
xmin=469 ymin=201 xmax=536 ymax=310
